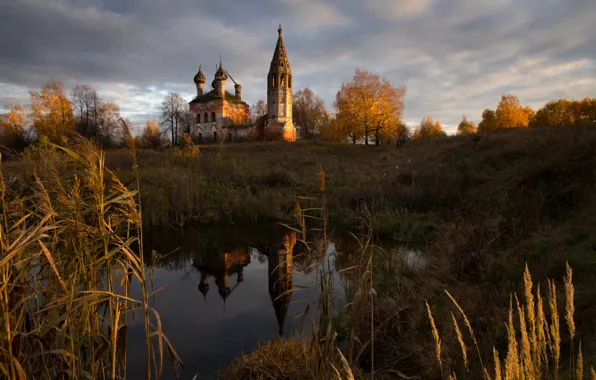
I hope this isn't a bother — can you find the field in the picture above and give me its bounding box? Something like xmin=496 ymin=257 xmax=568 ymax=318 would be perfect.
xmin=2 ymin=125 xmax=596 ymax=378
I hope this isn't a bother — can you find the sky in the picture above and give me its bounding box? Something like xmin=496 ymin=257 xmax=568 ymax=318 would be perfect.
xmin=1 ymin=0 xmax=595 ymax=134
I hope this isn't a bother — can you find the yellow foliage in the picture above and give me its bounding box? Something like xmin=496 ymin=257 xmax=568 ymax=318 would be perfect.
xmin=457 ymin=117 xmax=477 ymax=135
xmin=29 ymin=81 xmax=75 ymax=143
xmin=334 ymin=69 xmax=406 ymax=145
xmin=413 ymin=115 xmax=444 ymax=140
xmin=0 ymin=104 xmax=28 ymax=147
xmin=530 ymin=97 xmax=596 ymax=128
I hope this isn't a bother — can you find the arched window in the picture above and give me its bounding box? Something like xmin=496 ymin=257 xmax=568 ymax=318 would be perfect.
xmin=196 ymin=114 xmax=200 ymax=123
xmin=288 ymin=76 xmax=292 ymax=89
xmin=211 ymin=112 xmax=216 ymax=122
xmin=280 ymin=74 xmax=285 ymax=87
xmin=271 ymin=75 xmax=276 ymax=88
xmin=204 ymin=113 xmax=208 ymax=123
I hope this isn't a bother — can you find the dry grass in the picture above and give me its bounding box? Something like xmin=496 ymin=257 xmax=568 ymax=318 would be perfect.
xmin=428 ymin=263 xmax=588 ymax=380
xmin=0 ymin=133 xmax=179 ymax=379
xmin=220 ymin=339 xmax=360 ymax=380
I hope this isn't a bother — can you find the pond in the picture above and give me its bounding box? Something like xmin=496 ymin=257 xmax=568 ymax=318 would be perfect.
xmin=125 ymin=224 xmax=356 ymax=379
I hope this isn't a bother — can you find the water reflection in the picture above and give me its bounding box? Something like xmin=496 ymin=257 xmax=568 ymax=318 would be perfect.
xmin=268 ymin=235 xmax=294 ymax=335
xmin=128 ymin=224 xmax=421 ymax=379
xmin=193 ymin=247 xmax=250 ymax=303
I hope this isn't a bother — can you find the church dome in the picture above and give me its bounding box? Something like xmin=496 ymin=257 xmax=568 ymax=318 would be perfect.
xmin=214 ymin=62 xmax=228 ymax=81
xmin=194 ymin=65 xmax=206 ymax=84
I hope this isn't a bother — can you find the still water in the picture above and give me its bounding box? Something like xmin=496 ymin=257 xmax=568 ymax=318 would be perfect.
xmin=125 ymin=224 xmax=354 ymax=379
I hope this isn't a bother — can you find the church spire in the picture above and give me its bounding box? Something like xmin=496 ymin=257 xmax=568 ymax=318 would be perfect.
xmin=270 ymin=24 xmax=290 ymax=74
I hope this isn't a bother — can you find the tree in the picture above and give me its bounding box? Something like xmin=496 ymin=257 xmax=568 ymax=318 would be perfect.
xmin=530 ymin=98 xmax=596 ymax=128
xmin=71 ymin=84 xmax=123 ymax=146
xmin=392 ymin=121 xmax=411 ymax=146
xmin=97 ymin=101 xmax=122 ymax=147
xmin=29 ymin=82 xmax=75 ymax=143
xmin=141 ymin=119 xmax=162 ymax=149
xmin=413 ymin=115 xmax=444 ymax=140
xmin=71 ymin=84 xmax=99 ymax=138
xmin=292 ymin=88 xmax=329 ymax=139
xmin=160 ymin=92 xmax=187 ymax=145
xmin=334 ymin=69 xmax=406 ymax=145
xmin=0 ymin=104 xmax=30 ymax=149
xmin=457 ymin=116 xmax=478 ymax=135
xmin=494 ymin=95 xmax=533 ymax=129
xmin=478 ymin=109 xmax=498 ymax=131
xmin=251 ymin=100 xmax=267 ymax=122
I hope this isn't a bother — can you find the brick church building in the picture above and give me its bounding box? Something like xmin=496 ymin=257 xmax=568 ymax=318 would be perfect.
xmin=188 ymin=25 xmax=296 ymax=142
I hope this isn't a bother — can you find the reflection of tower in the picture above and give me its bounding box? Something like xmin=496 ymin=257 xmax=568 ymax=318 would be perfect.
xmin=268 ymin=233 xmax=295 ymax=335
xmin=198 ymin=271 xmax=210 ymax=300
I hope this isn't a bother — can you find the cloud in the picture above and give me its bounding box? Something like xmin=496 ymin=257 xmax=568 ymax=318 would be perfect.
xmin=0 ymin=0 xmax=595 ymax=134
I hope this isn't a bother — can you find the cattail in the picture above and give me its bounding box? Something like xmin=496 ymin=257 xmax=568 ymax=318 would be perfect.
xmin=426 ymin=301 xmax=442 ymax=376
xmin=576 ymin=342 xmax=583 ymax=380
xmin=284 ymin=232 xmax=297 ymax=254
xmin=451 ymin=312 xmax=468 ymax=370
xmin=317 ymin=166 xmax=325 ymax=192
xmin=548 ymin=279 xmax=560 ymax=378
xmin=493 ymin=347 xmax=502 ymax=380
xmin=293 ymin=201 xmax=306 ymax=240
xmin=564 ymin=262 xmax=575 ymax=340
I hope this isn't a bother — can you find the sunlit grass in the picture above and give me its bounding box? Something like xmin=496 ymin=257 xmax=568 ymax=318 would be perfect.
xmin=0 ymin=130 xmax=179 ymax=379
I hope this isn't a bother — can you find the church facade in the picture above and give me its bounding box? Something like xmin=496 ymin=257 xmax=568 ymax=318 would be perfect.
xmin=188 ymin=26 xmax=296 ymax=142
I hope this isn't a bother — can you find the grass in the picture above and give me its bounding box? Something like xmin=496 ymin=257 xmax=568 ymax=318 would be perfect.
xmin=220 ymin=339 xmax=358 ymax=380
xmin=3 ymin=124 xmax=596 ymax=379
xmin=426 ymin=263 xmax=596 ymax=380
xmin=0 ymin=133 xmax=179 ymax=379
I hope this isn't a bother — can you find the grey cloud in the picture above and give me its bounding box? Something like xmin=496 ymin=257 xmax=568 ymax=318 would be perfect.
xmin=0 ymin=0 xmax=595 ymax=134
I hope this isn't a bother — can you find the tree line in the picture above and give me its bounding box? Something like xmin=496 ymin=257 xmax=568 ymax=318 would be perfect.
xmin=2 ymin=75 xmax=595 ymax=152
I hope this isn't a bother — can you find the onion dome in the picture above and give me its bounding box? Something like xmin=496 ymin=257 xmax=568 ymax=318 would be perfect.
xmin=214 ymin=61 xmax=228 ymax=81
xmin=193 ymin=65 xmax=206 ymax=84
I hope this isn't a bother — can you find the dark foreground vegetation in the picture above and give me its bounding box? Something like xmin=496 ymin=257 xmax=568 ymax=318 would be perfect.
xmin=2 ymin=125 xmax=596 ymax=379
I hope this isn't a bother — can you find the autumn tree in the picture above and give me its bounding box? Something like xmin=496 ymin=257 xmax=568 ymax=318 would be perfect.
xmin=530 ymin=98 xmax=596 ymax=128
xmin=29 ymin=82 xmax=75 ymax=143
xmin=413 ymin=115 xmax=444 ymax=140
xmin=457 ymin=116 xmax=478 ymax=135
xmin=160 ymin=92 xmax=187 ymax=145
xmin=141 ymin=119 xmax=162 ymax=149
xmin=334 ymin=69 xmax=406 ymax=145
xmin=292 ymin=88 xmax=329 ymax=139
xmin=0 ymin=104 xmax=30 ymax=149
xmin=495 ymin=95 xmax=533 ymax=129
xmin=478 ymin=109 xmax=498 ymax=131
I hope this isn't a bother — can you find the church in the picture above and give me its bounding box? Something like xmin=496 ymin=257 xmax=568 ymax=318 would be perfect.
xmin=188 ymin=25 xmax=296 ymax=142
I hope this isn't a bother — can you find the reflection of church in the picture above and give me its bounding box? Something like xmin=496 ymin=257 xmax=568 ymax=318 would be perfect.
xmin=192 ymin=232 xmax=296 ymax=335
xmin=193 ymin=247 xmax=250 ymax=302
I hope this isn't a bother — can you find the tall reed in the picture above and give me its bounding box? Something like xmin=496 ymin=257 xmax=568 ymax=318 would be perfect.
xmin=0 ymin=133 xmax=180 ymax=379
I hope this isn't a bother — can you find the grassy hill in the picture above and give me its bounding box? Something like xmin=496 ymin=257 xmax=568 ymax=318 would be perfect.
xmin=3 ymin=125 xmax=596 ymax=378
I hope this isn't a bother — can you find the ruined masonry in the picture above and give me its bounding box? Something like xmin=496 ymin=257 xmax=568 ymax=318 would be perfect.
xmin=188 ymin=25 xmax=296 ymax=142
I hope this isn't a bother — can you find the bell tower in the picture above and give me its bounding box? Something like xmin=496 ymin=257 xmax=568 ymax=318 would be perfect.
xmin=266 ymin=25 xmax=296 ymax=141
